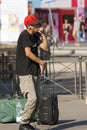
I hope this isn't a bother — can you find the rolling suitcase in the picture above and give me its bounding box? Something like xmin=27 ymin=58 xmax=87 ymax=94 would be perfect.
xmin=38 ymin=94 xmax=59 ymax=125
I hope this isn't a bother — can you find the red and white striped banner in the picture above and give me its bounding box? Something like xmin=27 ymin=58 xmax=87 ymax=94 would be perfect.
xmin=72 ymin=0 xmax=87 ymax=8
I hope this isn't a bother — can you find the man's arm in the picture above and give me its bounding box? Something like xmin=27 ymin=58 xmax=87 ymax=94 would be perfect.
xmin=39 ymin=32 xmax=49 ymax=51
xmin=25 ymin=47 xmax=47 ymax=73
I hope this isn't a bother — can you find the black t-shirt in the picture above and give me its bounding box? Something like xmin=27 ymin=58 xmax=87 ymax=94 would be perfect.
xmin=79 ymin=22 xmax=85 ymax=31
xmin=16 ymin=30 xmax=42 ymax=76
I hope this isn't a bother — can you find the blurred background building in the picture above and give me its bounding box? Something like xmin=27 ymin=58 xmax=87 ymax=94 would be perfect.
xmin=1 ymin=0 xmax=87 ymax=43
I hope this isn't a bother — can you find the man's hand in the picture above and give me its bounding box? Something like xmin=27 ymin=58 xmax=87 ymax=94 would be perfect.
xmin=41 ymin=61 xmax=47 ymax=74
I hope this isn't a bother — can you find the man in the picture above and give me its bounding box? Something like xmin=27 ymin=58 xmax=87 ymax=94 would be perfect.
xmin=72 ymin=16 xmax=80 ymax=42
xmin=78 ymin=16 xmax=86 ymax=42
xmin=28 ymin=1 xmax=33 ymax=15
xmin=72 ymin=17 xmax=78 ymax=42
xmin=16 ymin=14 xmax=49 ymax=130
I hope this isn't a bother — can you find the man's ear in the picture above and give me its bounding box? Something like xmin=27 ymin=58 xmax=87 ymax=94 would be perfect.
xmin=28 ymin=25 xmax=32 ymax=30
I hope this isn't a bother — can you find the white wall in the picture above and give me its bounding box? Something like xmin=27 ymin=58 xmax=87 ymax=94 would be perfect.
xmin=1 ymin=0 xmax=27 ymax=43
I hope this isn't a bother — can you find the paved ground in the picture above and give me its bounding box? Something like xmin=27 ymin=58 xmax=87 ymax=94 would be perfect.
xmin=0 ymin=95 xmax=87 ymax=130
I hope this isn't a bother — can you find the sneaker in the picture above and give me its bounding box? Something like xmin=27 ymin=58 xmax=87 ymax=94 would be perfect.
xmin=19 ymin=124 xmax=35 ymax=130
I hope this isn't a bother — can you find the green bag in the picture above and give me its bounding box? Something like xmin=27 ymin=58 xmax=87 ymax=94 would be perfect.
xmin=0 ymin=98 xmax=26 ymax=123
xmin=0 ymin=98 xmax=38 ymax=123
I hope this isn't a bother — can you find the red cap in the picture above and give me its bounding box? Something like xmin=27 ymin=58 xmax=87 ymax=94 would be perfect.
xmin=24 ymin=14 xmax=41 ymax=27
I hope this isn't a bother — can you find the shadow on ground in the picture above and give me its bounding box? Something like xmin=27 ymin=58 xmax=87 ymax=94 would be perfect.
xmin=50 ymin=120 xmax=87 ymax=130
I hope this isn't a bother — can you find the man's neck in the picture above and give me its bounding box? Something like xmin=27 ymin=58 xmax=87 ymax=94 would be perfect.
xmin=27 ymin=28 xmax=33 ymax=35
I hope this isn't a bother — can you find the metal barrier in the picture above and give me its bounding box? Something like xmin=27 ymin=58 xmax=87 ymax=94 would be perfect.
xmin=0 ymin=54 xmax=19 ymax=97
xmin=0 ymin=54 xmax=16 ymax=80
xmin=40 ymin=44 xmax=87 ymax=99
xmin=0 ymin=44 xmax=87 ymax=99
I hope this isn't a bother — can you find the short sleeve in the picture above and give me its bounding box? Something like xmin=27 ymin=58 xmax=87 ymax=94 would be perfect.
xmin=19 ymin=31 xmax=32 ymax=48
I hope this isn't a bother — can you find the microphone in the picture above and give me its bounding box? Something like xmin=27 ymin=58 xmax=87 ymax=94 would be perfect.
xmin=39 ymin=28 xmax=52 ymax=38
xmin=41 ymin=30 xmax=50 ymax=37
